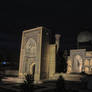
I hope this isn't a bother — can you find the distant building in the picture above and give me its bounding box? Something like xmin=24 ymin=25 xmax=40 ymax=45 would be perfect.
xmin=77 ymin=31 xmax=92 ymax=50
xmin=67 ymin=31 xmax=92 ymax=74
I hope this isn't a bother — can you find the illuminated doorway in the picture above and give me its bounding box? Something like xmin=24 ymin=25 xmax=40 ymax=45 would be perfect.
xmin=30 ymin=63 xmax=35 ymax=79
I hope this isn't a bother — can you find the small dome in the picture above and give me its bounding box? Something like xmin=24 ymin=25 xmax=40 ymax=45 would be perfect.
xmin=77 ymin=31 xmax=92 ymax=43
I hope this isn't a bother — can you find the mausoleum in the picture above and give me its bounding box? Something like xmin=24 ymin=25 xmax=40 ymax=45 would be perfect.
xmin=19 ymin=27 xmax=57 ymax=83
xmin=19 ymin=27 xmax=92 ymax=83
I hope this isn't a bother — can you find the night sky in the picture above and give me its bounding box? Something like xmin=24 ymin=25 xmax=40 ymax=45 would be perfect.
xmin=0 ymin=1 xmax=92 ymax=60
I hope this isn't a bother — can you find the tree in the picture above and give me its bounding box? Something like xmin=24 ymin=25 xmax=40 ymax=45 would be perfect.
xmin=56 ymin=50 xmax=67 ymax=73
xmin=20 ymin=74 xmax=34 ymax=92
xmin=56 ymin=76 xmax=65 ymax=92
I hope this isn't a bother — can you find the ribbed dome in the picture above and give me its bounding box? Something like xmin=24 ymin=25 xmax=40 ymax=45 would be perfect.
xmin=77 ymin=31 xmax=92 ymax=43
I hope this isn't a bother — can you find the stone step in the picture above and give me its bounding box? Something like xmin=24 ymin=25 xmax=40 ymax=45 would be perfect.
xmin=62 ymin=73 xmax=84 ymax=81
xmin=2 ymin=77 xmax=24 ymax=83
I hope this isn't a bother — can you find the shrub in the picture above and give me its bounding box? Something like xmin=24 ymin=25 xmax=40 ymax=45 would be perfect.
xmin=20 ymin=74 xmax=34 ymax=92
xmin=56 ymin=76 xmax=65 ymax=92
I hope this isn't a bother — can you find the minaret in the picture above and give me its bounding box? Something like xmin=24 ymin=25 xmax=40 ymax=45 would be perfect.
xmin=55 ymin=34 xmax=61 ymax=52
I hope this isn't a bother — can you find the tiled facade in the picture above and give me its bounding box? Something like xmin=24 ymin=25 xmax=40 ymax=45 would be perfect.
xmin=67 ymin=49 xmax=92 ymax=74
xmin=19 ymin=27 xmax=56 ymax=83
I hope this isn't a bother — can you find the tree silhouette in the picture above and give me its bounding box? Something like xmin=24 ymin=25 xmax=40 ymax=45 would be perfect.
xmin=56 ymin=50 xmax=67 ymax=73
xmin=56 ymin=76 xmax=65 ymax=92
xmin=20 ymin=74 xmax=34 ymax=92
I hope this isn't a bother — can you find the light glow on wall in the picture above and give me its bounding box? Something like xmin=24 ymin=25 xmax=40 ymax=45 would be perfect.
xmin=2 ymin=61 xmax=6 ymax=64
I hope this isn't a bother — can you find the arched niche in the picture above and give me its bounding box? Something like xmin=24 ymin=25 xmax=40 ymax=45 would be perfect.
xmin=73 ymin=55 xmax=83 ymax=73
xmin=25 ymin=38 xmax=37 ymax=57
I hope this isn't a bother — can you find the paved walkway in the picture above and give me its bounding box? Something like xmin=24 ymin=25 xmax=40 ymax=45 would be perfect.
xmin=0 ymin=81 xmax=56 ymax=92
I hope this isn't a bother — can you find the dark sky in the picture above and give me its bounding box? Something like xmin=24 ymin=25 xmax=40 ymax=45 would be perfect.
xmin=0 ymin=1 xmax=92 ymax=59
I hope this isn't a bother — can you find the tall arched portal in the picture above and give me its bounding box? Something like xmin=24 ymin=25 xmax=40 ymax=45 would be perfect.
xmin=73 ymin=55 xmax=83 ymax=73
xmin=24 ymin=38 xmax=37 ymax=75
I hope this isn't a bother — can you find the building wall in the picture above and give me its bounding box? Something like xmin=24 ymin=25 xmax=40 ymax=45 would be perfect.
xmin=40 ymin=27 xmax=50 ymax=80
xmin=19 ymin=27 xmax=56 ymax=83
xmin=67 ymin=49 xmax=92 ymax=74
xmin=48 ymin=45 xmax=56 ymax=79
